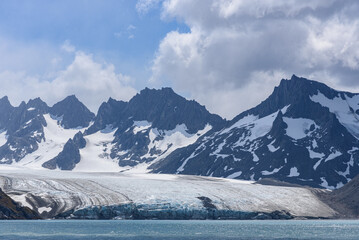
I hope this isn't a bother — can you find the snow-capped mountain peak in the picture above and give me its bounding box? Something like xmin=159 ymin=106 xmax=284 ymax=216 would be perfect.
xmin=151 ymin=76 xmax=359 ymax=189
xmin=0 ymin=79 xmax=358 ymax=190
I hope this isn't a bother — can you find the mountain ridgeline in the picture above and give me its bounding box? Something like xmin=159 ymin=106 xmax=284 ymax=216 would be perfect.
xmin=152 ymin=76 xmax=359 ymax=189
xmin=0 ymin=76 xmax=359 ymax=189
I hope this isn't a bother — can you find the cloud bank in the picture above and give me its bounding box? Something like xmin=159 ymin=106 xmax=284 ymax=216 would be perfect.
xmin=148 ymin=0 xmax=359 ymax=119
xmin=0 ymin=41 xmax=137 ymax=113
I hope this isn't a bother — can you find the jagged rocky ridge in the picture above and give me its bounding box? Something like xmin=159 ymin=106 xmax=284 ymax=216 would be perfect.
xmin=152 ymin=75 xmax=359 ymax=189
xmin=0 ymin=76 xmax=359 ymax=189
xmin=84 ymin=87 xmax=224 ymax=168
xmin=0 ymin=87 xmax=224 ymax=173
xmin=0 ymin=95 xmax=95 ymax=166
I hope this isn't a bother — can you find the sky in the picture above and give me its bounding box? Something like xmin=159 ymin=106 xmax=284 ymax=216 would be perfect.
xmin=1 ymin=0 xmax=359 ymax=119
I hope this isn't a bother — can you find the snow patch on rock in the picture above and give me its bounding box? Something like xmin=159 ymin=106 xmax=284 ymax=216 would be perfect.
xmin=13 ymin=114 xmax=83 ymax=169
xmin=133 ymin=121 xmax=151 ymax=134
xmin=283 ymin=117 xmax=318 ymax=140
xmin=267 ymin=140 xmax=280 ymax=152
xmin=288 ymin=167 xmax=300 ymax=177
xmin=0 ymin=130 xmax=7 ymax=147
xmin=262 ymin=166 xmax=283 ymax=176
xmin=310 ymin=91 xmax=359 ymax=139
xmin=324 ymin=150 xmax=342 ymax=162
xmin=320 ymin=177 xmax=334 ymax=190
xmin=146 ymin=124 xmax=212 ymax=163
xmin=227 ymin=171 xmax=242 ymax=179
xmin=307 ymin=147 xmax=325 ymax=159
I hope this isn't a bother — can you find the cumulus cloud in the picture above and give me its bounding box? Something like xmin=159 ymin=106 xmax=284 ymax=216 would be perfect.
xmin=148 ymin=0 xmax=359 ymax=119
xmin=0 ymin=50 xmax=137 ymax=113
xmin=303 ymin=16 xmax=359 ymax=70
xmin=49 ymin=51 xmax=137 ymax=111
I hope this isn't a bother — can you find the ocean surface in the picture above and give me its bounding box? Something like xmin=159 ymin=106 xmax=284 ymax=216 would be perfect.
xmin=0 ymin=220 xmax=358 ymax=240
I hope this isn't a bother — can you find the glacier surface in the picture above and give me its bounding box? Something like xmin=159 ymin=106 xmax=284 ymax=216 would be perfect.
xmin=0 ymin=167 xmax=337 ymax=219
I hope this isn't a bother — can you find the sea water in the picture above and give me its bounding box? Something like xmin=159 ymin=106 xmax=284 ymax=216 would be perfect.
xmin=0 ymin=220 xmax=358 ymax=240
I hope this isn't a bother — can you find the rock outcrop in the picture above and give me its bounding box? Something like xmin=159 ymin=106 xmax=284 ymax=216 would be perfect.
xmin=0 ymin=188 xmax=40 ymax=219
xmin=318 ymin=174 xmax=359 ymax=218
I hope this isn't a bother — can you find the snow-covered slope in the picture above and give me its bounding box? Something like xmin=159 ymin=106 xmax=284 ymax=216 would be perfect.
xmin=152 ymin=75 xmax=359 ymax=189
xmin=75 ymin=87 xmax=224 ymax=172
xmin=14 ymin=114 xmax=85 ymax=169
xmin=0 ymin=88 xmax=223 ymax=173
xmin=0 ymin=78 xmax=359 ymax=190
xmin=310 ymin=91 xmax=359 ymax=138
xmin=0 ymin=96 xmax=94 ymax=166
xmin=0 ymin=167 xmax=336 ymax=219
xmin=74 ymin=128 xmax=120 ymax=172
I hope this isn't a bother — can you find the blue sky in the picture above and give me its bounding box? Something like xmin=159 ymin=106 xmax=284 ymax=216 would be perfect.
xmin=1 ymin=0 xmax=359 ymax=119
xmin=0 ymin=0 xmax=187 ymax=84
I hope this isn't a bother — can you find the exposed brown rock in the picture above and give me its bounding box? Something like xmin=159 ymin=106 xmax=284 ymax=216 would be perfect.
xmin=0 ymin=188 xmax=41 ymax=219
xmin=317 ymin=174 xmax=359 ymax=219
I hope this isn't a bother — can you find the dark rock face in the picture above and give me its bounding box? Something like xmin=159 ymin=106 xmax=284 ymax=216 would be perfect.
xmin=0 ymin=96 xmax=14 ymax=129
xmin=0 ymin=188 xmax=40 ymax=219
xmin=231 ymin=75 xmax=339 ymax=121
xmin=42 ymin=139 xmax=80 ymax=170
xmin=42 ymin=130 xmax=86 ymax=171
xmin=0 ymin=100 xmax=46 ymax=163
xmin=0 ymin=95 xmax=91 ymax=165
xmin=85 ymin=98 xmax=127 ymax=135
xmin=319 ymin=174 xmax=359 ymax=218
xmin=197 ymin=196 xmax=217 ymax=210
xmin=0 ymin=78 xmax=358 ymax=190
xmin=73 ymin=131 xmax=86 ymax=149
xmin=26 ymin=97 xmax=49 ymax=114
xmin=50 ymin=95 xmax=95 ymax=129
xmin=125 ymin=88 xmax=224 ymax=133
xmin=85 ymin=87 xmax=226 ymax=168
xmin=151 ymin=75 xmax=359 ymax=189
xmin=87 ymin=88 xmax=225 ymax=134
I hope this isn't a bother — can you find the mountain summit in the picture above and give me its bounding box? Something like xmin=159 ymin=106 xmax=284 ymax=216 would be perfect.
xmin=50 ymin=95 xmax=95 ymax=129
xmin=0 ymin=79 xmax=358 ymax=189
xmin=82 ymin=87 xmax=225 ymax=168
xmin=152 ymin=76 xmax=359 ymax=189
xmin=0 ymin=95 xmax=94 ymax=164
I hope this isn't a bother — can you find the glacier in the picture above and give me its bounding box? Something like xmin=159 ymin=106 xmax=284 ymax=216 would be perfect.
xmin=0 ymin=167 xmax=337 ymax=219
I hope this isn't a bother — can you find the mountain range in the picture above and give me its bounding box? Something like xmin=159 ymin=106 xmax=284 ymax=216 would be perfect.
xmin=0 ymin=75 xmax=358 ymax=189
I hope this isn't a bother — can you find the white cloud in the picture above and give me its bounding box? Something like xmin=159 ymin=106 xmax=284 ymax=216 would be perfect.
xmin=0 ymin=51 xmax=137 ymax=113
xmin=212 ymin=0 xmax=334 ymax=19
xmin=136 ymin=0 xmax=161 ymax=14
xmin=149 ymin=0 xmax=359 ymax=119
xmin=191 ymin=70 xmax=289 ymax=119
xmin=303 ymin=16 xmax=359 ymax=70
xmin=61 ymin=40 xmax=76 ymax=53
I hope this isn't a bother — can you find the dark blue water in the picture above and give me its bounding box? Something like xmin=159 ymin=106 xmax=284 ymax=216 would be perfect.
xmin=0 ymin=220 xmax=358 ymax=240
